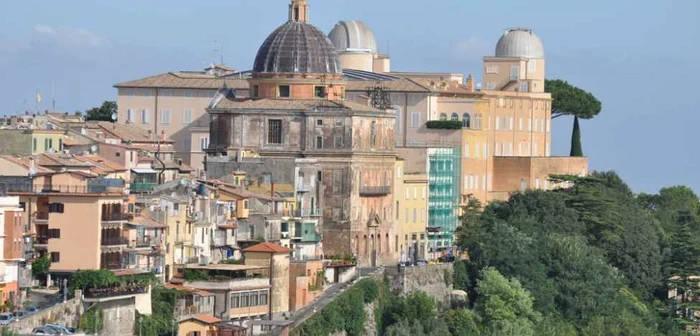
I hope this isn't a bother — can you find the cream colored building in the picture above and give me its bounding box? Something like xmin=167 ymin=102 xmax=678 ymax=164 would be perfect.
xmin=113 ymin=67 xmax=249 ymax=171
xmin=392 ymin=159 xmax=429 ymax=262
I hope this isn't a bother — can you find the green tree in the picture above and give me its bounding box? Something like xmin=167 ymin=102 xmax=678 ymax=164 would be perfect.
xmin=545 ymin=79 xmax=602 ymax=120
xmin=444 ymin=308 xmax=482 ymax=336
xmin=85 ymin=101 xmax=117 ymax=121
xmin=475 ymin=267 xmax=541 ymax=335
xmin=570 ymin=116 xmax=583 ymax=156
xmin=31 ymin=255 xmax=51 ymax=283
xmin=78 ymin=306 xmax=104 ymax=334
xmin=453 ymin=260 xmax=469 ymax=292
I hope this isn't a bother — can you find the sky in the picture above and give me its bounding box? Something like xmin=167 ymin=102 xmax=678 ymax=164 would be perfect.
xmin=0 ymin=0 xmax=698 ymax=194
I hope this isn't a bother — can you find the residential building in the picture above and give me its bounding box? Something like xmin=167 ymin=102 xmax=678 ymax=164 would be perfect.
xmin=0 ymin=129 xmax=66 ymax=155
xmin=177 ymin=315 xmax=222 ymax=336
xmin=392 ymin=159 xmax=429 ymax=263
xmin=289 ymin=259 xmax=323 ymax=312
xmin=165 ymin=283 xmax=216 ymax=320
xmin=241 ymin=242 xmax=291 ymax=319
xmin=179 ymin=263 xmax=272 ymax=324
xmin=3 ymin=174 xmax=137 ymax=280
xmin=0 ymin=196 xmax=23 ymax=307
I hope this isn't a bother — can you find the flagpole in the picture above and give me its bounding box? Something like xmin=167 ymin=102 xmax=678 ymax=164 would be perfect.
xmin=35 ymin=90 xmax=39 ymax=114
xmin=52 ymin=81 xmax=56 ymax=112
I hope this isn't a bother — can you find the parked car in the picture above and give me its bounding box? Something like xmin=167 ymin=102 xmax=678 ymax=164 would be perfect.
xmin=25 ymin=306 xmax=40 ymax=314
xmin=12 ymin=310 xmax=27 ymax=319
xmin=45 ymin=324 xmax=74 ymax=335
xmin=415 ymin=259 xmax=428 ymax=266
xmin=32 ymin=327 xmax=57 ymax=335
xmin=0 ymin=313 xmax=13 ymax=325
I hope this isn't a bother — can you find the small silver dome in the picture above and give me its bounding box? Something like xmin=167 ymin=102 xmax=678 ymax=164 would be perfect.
xmin=495 ymin=28 xmax=544 ymax=58
xmin=328 ymin=20 xmax=378 ymax=53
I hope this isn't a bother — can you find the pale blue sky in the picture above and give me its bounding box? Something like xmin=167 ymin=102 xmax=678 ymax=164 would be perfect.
xmin=0 ymin=0 xmax=698 ymax=194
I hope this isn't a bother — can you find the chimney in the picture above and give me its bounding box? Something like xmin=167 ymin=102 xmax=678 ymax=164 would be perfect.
xmin=466 ymin=74 xmax=475 ymax=92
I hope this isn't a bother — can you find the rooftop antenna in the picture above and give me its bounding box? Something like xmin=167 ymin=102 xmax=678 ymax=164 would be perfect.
xmin=213 ymin=40 xmax=224 ymax=65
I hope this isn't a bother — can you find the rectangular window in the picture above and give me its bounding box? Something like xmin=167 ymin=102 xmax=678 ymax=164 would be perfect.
xmin=414 ymin=186 xmax=417 ymax=200
xmin=410 ymin=112 xmax=421 ymax=128
xmin=422 ymin=187 xmax=426 ymax=199
xmin=49 ymin=203 xmax=65 ymax=213
xmin=240 ymin=292 xmax=249 ymax=307
xmin=184 ymin=91 xmax=193 ymax=99
xmin=487 ymin=82 xmax=496 ymax=90
xmin=126 ymin=109 xmax=133 ymax=122
xmin=252 ymin=85 xmax=259 ymax=98
xmin=509 ymin=117 xmax=514 ymax=130
xmin=278 ymin=85 xmax=290 ymax=98
xmin=486 ymin=65 xmax=499 ymax=74
xmin=50 ymin=252 xmax=60 ymax=262
xmin=141 ymin=109 xmax=150 ymax=124
xmin=510 ymin=66 xmax=519 ymax=81
xmin=410 ymin=94 xmax=422 ymax=105
xmin=519 ymin=117 xmax=523 ymax=131
xmin=33 ymin=138 xmax=37 ymax=152
xmin=183 ymin=109 xmax=192 ymax=124
xmin=527 ymin=60 xmax=537 ymax=73
xmin=160 ymin=110 xmax=171 ymax=125
xmin=49 ymin=229 xmax=61 ymax=238
xmin=528 ymin=118 xmax=532 ymax=131
xmin=316 ymin=136 xmax=323 ymax=149
xmin=519 ymin=82 xmax=529 ymax=92
xmin=268 ymin=119 xmax=282 ymax=144
xmin=405 ymin=187 xmax=409 ymax=200
xmin=316 ymin=119 xmax=323 ymax=126
xmin=199 ymin=137 xmax=209 ymax=151
xmin=314 ymin=86 xmax=326 ymax=98
xmin=259 ymin=291 xmax=268 ymax=306
xmin=483 ymin=143 xmax=488 ymax=157
xmin=334 ymin=135 xmax=344 ymax=149
xmin=413 ymin=208 xmax=417 ymax=223
xmin=162 ymin=89 xmax=172 ymax=97
xmin=250 ymin=292 xmax=259 ymax=306
xmin=534 ymin=118 xmax=538 ymax=132
xmin=495 ymin=117 xmax=500 ymax=130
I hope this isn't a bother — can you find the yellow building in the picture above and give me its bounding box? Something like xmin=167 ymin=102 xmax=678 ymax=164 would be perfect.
xmin=0 ymin=129 xmax=66 ymax=156
xmin=393 ymin=159 xmax=429 ymax=262
xmin=177 ymin=314 xmax=221 ymax=336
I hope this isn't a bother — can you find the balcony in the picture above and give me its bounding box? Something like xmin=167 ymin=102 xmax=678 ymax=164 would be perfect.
xmin=294 ymin=209 xmax=321 ymax=217
xmin=36 ymin=211 xmax=49 ymax=221
xmin=185 ymin=277 xmax=269 ymax=291
xmin=102 ymin=213 xmax=134 ymax=222
xmin=3 ymin=183 xmax=123 ymax=194
xmin=35 ymin=236 xmax=49 ymax=245
xmin=296 ymin=183 xmax=313 ymax=192
xmin=101 ymin=237 xmax=129 ymax=246
xmin=130 ymin=183 xmax=157 ymax=192
xmin=360 ymin=186 xmax=391 ymax=196
xmin=84 ymin=285 xmax=148 ymax=299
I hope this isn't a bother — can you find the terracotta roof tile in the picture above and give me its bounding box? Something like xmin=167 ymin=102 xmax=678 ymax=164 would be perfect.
xmin=95 ymin=122 xmax=174 ymax=144
xmin=164 ymin=283 xmax=214 ymax=297
xmin=242 ymin=242 xmax=292 ymax=254
xmin=191 ymin=314 xmax=221 ymax=324
xmin=114 ymin=72 xmax=249 ymax=90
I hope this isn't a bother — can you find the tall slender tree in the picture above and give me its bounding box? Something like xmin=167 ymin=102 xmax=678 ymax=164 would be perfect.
xmin=570 ymin=116 xmax=583 ymax=157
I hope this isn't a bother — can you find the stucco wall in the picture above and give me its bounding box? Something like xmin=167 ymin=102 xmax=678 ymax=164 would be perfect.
xmin=0 ymin=130 xmax=31 ymax=156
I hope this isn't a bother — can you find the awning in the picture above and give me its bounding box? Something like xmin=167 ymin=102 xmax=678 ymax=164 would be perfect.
xmin=131 ymin=168 xmax=157 ymax=174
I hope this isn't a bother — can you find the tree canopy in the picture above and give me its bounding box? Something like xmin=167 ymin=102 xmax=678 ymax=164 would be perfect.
xmin=545 ymin=79 xmax=602 ymax=119
xmin=85 ymin=101 xmax=117 ymax=121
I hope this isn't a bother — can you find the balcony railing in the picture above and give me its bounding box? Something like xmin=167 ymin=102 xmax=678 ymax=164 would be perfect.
xmin=3 ymin=183 xmax=122 ymax=194
xmin=360 ymin=186 xmax=391 ymax=196
xmin=36 ymin=211 xmax=49 ymax=220
xmin=130 ymin=183 xmax=157 ymax=192
xmin=85 ymin=285 xmax=148 ymax=299
xmin=294 ymin=209 xmax=321 ymax=217
xmin=35 ymin=236 xmax=49 ymax=245
xmin=296 ymin=183 xmax=313 ymax=192
xmin=102 ymin=213 xmax=134 ymax=222
xmin=101 ymin=237 xmax=129 ymax=246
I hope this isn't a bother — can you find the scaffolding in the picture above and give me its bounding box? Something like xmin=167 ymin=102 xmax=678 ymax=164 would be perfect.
xmin=427 ymin=147 xmax=461 ymax=256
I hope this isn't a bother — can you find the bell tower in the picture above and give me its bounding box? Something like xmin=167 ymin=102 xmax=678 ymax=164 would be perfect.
xmin=289 ymin=0 xmax=309 ymax=23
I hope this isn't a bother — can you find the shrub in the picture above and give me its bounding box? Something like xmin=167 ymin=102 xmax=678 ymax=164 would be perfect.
xmin=426 ymin=120 xmax=463 ymax=129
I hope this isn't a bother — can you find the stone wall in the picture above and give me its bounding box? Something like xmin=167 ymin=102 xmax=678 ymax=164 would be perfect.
xmin=385 ymin=263 xmax=454 ymax=307
xmin=97 ymin=297 xmax=137 ymax=336
xmin=3 ymin=291 xmax=83 ymax=334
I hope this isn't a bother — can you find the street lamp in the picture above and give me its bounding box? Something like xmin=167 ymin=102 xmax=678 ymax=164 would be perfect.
xmin=62 ymin=278 xmax=68 ymax=302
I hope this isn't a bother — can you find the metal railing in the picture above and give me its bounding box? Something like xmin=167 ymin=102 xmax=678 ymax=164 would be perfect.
xmin=3 ymin=183 xmax=122 ymax=194
xmin=359 ymin=186 xmax=391 ymax=196
xmin=101 ymin=237 xmax=129 ymax=246
xmin=85 ymin=285 xmax=148 ymax=298
xmin=295 ymin=209 xmax=321 ymax=217
xmin=102 ymin=213 xmax=134 ymax=222
xmin=35 ymin=236 xmax=49 ymax=245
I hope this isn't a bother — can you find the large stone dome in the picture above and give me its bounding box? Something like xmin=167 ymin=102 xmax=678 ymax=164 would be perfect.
xmin=328 ymin=20 xmax=378 ymax=53
xmin=253 ymin=21 xmax=342 ymax=75
xmin=495 ymin=28 xmax=544 ymax=58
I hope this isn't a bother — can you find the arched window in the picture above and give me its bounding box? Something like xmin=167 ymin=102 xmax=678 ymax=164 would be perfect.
xmin=462 ymin=113 xmax=471 ymax=128
xmin=439 ymin=113 xmax=447 ymax=121
xmin=451 ymin=113 xmax=459 ymax=121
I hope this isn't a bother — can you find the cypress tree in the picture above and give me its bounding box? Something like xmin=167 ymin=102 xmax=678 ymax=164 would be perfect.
xmin=570 ymin=116 xmax=583 ymax=157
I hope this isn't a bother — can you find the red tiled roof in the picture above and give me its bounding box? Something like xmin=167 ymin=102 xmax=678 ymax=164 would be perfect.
xmin=242 ymin=242 xmax=292 ymax=254
xmin=190 ymin=314 xmax=221 ymax=324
